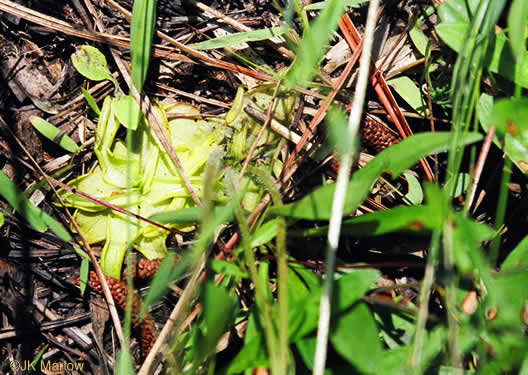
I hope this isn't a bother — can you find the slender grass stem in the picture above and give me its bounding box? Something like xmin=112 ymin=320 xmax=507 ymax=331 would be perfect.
xmin=312 ymin=1 xmax=379 ymax=374
xmin=410 ymin=230 xmax=441 ymax=372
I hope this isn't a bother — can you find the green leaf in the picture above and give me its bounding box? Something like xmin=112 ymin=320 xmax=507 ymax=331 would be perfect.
xmin=288 ymin=269 xmax=380 ymax=341
xmin=0 ymin=212 xmax=4 ymax=228
xmin=250 ymin=219 xmax=278 ymax=248
xmin=29 ymin=116 xmax=79 ymax=153
xmin=331 ymin=303 xmax=383 ymax=373
xmin=79 ymin=257 xmax=89 ymax=295
xmin=409 ymin=18 xmax=429 ymax=56
xmin=507 ymin=0 xmax=528 ymax=60
xmin=300 ymin=205 xmax=434 ymax=237
xmin=501 ymin=236 xmax=528 ymax=270
xmin=286 ymin=0 xmax=345 ymax=86
xmin=192 ymin=282 xmax=238 ymax=361
xmin=444 ymin=172 xmax=471 ymax=198
xmin=478 ymin=94 xmax=528 ymax=174
xmin=141 ymin=252 xmax=189 ymax=318
xmin=489 ymin=97 xmax=528 ymax=173
xmin=404 ymin=172 xmax=423 ymax=205
xmin=387 ymin=76 xmax=427 ymax=116
xmin=192 ymin=26 xmax=290 ymax=50
xmin=115 ymin=349 xmax=135 ymax=375
xmin=81 ymin=87 xmax=101 ymax=116
xmin=211 ymin=259 xmax=248 ymax=279
xmin=112 ymin=95 xmax=142 ymax=130
xmin=71 ymin=45 xmax=115 ymax=83
xmin=130 ymin=0 xmax=157 ymax=92
xmin=0 ymin=171 xmax=50 ymax=232
xmin=435 ymin=22 xmax=468 ymax=53
xmin=437 ymin=0 xmax=471 ymax=24
xmin=151 ymin=206 xmax=233 ymax=224
xmin=272 ymin=132 xmax=483 ymax=220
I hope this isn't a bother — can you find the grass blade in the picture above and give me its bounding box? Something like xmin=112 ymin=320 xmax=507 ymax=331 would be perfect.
xmin=286 ymin=0 xmax=345 ymax=86
xmin=30 ymin=116 xmax=79 ymax=153
xmin=192 ymin=26 xmax=290 ymax=50
xmin=273 ymin=132 xmax=483 ymax=221
xmin=130 ymin=0 xmax=157 ymax=92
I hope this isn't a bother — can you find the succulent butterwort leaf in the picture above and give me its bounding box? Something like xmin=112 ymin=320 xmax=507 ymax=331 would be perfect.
xmin=57 ymin=80 xmax=297 ymax=277
xmin=112 ymin=95 xmax=143 ymax=130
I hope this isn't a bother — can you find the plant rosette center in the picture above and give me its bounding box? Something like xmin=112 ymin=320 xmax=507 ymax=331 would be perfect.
xmin=58 ymin=81 xmax=296 ymax=278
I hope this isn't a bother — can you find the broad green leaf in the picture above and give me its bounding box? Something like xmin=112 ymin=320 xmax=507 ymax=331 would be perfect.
xmin=30 ymin=116 xmax=79 ymax=153
xmin=501 ymin=236 xmax=528 ymax=270
xmin=404 ymin=172 xmax=423 ymax=205
xmin=300 ymin=205 xmax=434 ymax=237
xmin=288 ymin=269 xmax=380 ymax=341
xmin=81 ymin=87 xmax=101 ymax=115
xmin=272 ymin=132 xmax=483 ymax=220
xmin=489 ymin=97 xmax=528 ymax=173
xmin=130 ymin=0 xmax=157 ymax=92
xmin=331 ymin=303 xmax=383 ymax=373
xmin=435 ymin=22 xmax=468 ymax=53
xmin=112 ymin=95 xmax=142 ymax=130
xmin=409 ymin=18 xmax=429 ymax=56
xmin=295 ymin=334 xmax=317 ymax=369
xmin=286 ymin=0 xmax=345 ymax=86
xmin=192 ymin=26 xmax=290 ymax=50
xmin=387 ymin=76 xmax=427 ymax=116
xmin=507 ymin=0 xmax=528 ymax=60
xmin=0 ymin=212 xmax=4 ymax=228
xmin=221 ymin=334 xmax=268 ymax=374
xmin=489 ymin=31 xmax=528 ymax=88
xmin=71 ymin=45 xmax=115 ymax=83
xmin=437 ymin=0 xmax=471 ymax=24
xmin=478 ymin=93 xmax=528 ymax=174
xmin=250 ymin=219 xmax=278 ymax=248
xmin=192 ymin=282 xmax=238 ymax=361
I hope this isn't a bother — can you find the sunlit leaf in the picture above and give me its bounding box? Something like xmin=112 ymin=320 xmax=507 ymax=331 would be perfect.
xmin=71 ymin=45 xmax=115 ymax=83
xmin=404 ymin=172 xmax=423 ymax=205
xmin=387 ymin=76 xmax=427 ymax=116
